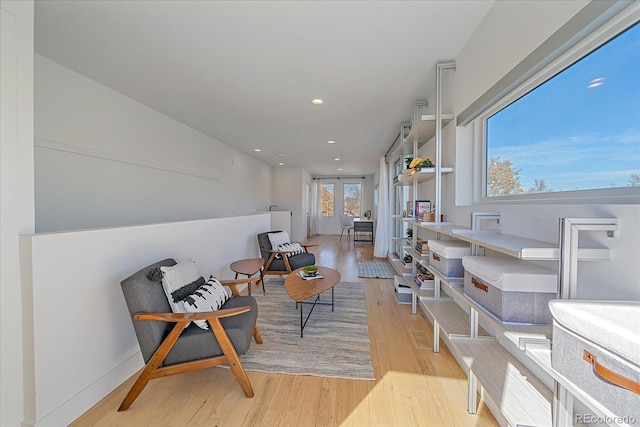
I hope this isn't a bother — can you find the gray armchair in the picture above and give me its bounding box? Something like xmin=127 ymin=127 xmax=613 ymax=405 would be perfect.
xmin=118 ymin=258 xmax=261 ymax=410
xmin=257 ymin=231 xmax=316 ymax=278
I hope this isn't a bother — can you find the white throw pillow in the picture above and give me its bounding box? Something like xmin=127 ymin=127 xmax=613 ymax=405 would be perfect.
xmin=160 ymin=260 xmax=200 ymax=313
xmin=182 ymin=277 xmax=231 ymax=329
xmin=267 ymin=231 xmax=290 ymax=248
xmin=277 ymin=242 xmax=305 ymax=257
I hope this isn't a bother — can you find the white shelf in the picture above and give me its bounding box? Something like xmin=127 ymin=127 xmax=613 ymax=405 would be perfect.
xmin=388 ymin=255 xmax=412 ymax=276
xmin=421 ymin=298 xmax=491 ymax=339
xmin=407 ymin=278 xmax=436 ymax=299
xmin=417 ymin=222 xmax=469 ymax=236
xmin=452 ymin=340 xmax=553 ymax=427
xmin=393 ymin=167 xmax=454 ymax=186
xmin=408 ymin=248 xmax=428 ymax=260
xmin=444 ymin=285 xmax=552 ymax=345
xmin=424 ymin=262 xmax=465 ymax=284
xmin=403 ymin=114 xmax=455 ymax=146
xmin=451 ymin=229 xmax=609 ymax=261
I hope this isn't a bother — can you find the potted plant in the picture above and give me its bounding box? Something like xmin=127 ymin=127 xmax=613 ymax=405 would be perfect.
xmin=408 ymin=157 xmax=434 ymax=171
xmin=405 ymin=157 xmax=413 ymax=170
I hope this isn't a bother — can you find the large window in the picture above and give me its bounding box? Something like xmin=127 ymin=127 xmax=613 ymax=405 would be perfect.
xmin=343 ymin=183 xmax=362 ymax=217
xmin=485 ymin=21 xmax=639 ymax=198
xmin=321 ymin=183 xmax=334 ymax=217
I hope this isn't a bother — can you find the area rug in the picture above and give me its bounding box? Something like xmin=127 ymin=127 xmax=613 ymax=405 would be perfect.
xmin=357 ymin=261 xmax=395 ymax=279
xmin=239 ymin=279 xmax=375 ymax=380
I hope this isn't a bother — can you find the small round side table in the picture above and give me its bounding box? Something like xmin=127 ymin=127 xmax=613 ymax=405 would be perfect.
xmin=230 ymin=258 xmax=265 ymax=295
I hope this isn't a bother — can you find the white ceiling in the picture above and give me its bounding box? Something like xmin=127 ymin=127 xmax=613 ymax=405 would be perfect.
xmin=34 ymin=0 xmax=494 ymax=177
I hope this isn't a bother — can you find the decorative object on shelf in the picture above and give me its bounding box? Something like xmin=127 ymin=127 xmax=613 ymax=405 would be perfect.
xmin=406 ymin=227 xmax=413 ymax=238
xmin=408 ymin=157 xmax=434 ymax=174
xmin=414 ymin=200 xmax=431 ymax=221
xmin=427 ymin=205 xmax=444 ymax=222
xmin=405 ymin=157 xmax=414 ymax=169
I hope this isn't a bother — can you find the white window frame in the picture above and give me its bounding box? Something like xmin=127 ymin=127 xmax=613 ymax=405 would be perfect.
xmin=473 ymin=4 xmax=640 ymax=205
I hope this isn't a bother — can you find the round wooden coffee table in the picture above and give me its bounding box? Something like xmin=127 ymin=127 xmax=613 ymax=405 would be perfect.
xmin=285 ymin=266 xmax=341 ymax=337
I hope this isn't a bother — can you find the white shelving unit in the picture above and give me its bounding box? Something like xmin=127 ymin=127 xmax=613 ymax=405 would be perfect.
xmin=412 ymin=213 xmax=618 ymax=426
xmin=383 ymin=62 xmax=623 ymax=426
xmin=387 ymin=88 xmax=455 ymax=293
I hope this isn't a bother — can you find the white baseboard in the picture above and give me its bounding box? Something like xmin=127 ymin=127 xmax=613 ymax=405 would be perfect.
xmin=34 ymin=352 xmax=142 ymax=426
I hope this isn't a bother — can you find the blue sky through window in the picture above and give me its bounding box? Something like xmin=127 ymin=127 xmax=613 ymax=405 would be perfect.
xmin=487 ymin=22 xmax=640 ymax=193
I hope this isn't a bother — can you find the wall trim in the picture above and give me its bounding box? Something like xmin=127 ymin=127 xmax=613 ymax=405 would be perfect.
xmin=32 ymin=352 xmax=142 ymax=426
xmin=35 ymin=137 xmax=220 ymax=181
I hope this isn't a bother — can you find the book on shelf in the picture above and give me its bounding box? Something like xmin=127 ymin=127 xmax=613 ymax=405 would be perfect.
xmin=414 ymin=238 xmax=428 ymax=256
xmin=414 ymin=273 xmax=435 ymax=290
xmin=414 ymin=200 xmax=431 ymax=221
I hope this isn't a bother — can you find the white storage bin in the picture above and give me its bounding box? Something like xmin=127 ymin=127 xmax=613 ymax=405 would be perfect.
xmin=549 ymin=300 xmax=640 ymax=420
xmin=427 ymin=240 xmax=471 ymax=278
xmin=394 ymin=275 xmax=412 ymax=304
xmin=462 ymin=256 xmax=557 ymax=324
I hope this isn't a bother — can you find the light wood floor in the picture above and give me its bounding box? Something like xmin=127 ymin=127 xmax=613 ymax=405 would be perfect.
xmin=71 ymin=235 xmax=498 ymax=426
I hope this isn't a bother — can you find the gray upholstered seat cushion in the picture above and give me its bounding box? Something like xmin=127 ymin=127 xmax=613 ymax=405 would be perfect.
xmin=267 ymin=252 xmax=316 ymax=271
xmin=121 ymin=259 xmax=257 ymax=366
xmin=163 ymin=296 xmax=258 ymax=365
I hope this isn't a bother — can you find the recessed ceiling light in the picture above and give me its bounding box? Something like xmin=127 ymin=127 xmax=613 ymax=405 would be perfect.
xmin=338 ymin=168 xmax=343 ymax=171
xmin=278 ymin=162 xmax=284 ymax=166
xmin=311 ymin=99 xmax=324 ymax=105
xmin=334 ymin=158 xmax=340 ymax=161
xmin=327 ymin=140 xmax=336 ymax=144
xmin=254 ymin=148 xmax=261 ymax=152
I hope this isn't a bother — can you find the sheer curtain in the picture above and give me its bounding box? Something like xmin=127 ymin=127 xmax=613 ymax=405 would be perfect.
xmin=310 ymin=179 xmax=320 ymax=236
xmin=374 ymin=157 xmax=390 ymax=257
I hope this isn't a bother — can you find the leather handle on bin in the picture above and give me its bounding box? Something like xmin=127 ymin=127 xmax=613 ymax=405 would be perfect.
xmin=583 ymin=350 xmax=640 ymax=395
xmin=471 ymin=277 xmax=488 ymax=293
xmin=432 ymin=253 xmax=441 ymax=262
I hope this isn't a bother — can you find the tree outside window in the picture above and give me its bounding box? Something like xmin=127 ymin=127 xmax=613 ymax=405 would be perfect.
xmin=321 ymin=184 xmax=334 ymax=217
xmin=343 ymin=183 xmax=362 ymax=217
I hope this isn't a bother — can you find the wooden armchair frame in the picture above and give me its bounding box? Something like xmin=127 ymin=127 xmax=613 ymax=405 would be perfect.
xmin=221 ymin=276 xmax=263 ymax=297
xmin=119 ymin=277 xmax=262 ymax=411
xmin=260 ymin=244 xmax=317 ymax=276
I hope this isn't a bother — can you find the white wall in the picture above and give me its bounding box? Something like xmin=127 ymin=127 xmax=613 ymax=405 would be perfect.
xmin=0 ymin=1 xmax=35 ymax=426
xmin=34 ymin=55 xmax=273 ymax=233
xmin=412 ymin=0 xmax=640 ymax=301
xmin=451 ymin=0 xmax=590 ymax=115
xmin=271 ymin=167 xmax=306 ymax=241
xmin=22 ymin=214 xmax=270 ymax=426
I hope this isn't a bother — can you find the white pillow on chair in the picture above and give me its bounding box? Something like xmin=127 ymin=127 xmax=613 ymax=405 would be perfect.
xmin=267 ymin=231 xmax=290 ymax=248
xmin=277 ymin=242 xmax=305 ymax=257
xmin=182 ymin=277 xmax=231 ymax=329
xmin=160 ymin=260 xmax=200 ymax=313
